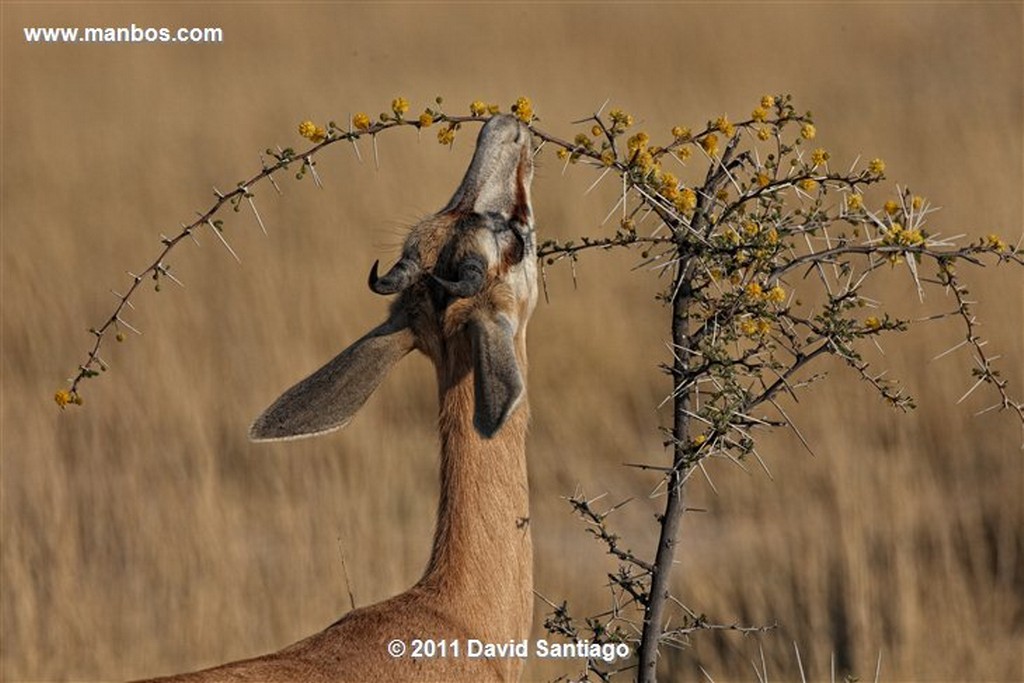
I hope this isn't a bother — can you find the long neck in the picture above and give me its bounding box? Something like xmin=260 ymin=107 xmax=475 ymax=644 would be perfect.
xmin=417 ymin=349 xmax=533 ymax=646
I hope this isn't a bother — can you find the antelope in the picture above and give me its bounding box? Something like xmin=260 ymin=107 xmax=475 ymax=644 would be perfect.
xmin=143 ymin=114 xmax=537 ymax=682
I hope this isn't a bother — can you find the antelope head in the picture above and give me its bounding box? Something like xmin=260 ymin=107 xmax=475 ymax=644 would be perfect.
xmin=250 ymin=114 xmax=536 ymax=441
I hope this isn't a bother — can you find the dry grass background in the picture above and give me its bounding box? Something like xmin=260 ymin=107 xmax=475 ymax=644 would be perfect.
xmin=2 ymin=3 xmax=1021 ymax=682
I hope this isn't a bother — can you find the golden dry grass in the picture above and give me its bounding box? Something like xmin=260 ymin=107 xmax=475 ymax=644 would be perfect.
xmin=2 ymin=3 xmax=1021 ymax=682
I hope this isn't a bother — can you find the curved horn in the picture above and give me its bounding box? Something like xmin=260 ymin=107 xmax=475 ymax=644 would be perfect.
xmin=430 ymin=253 xmax=486 ymax=298
xmin=368 ymin=257 xmax=421 ymax=295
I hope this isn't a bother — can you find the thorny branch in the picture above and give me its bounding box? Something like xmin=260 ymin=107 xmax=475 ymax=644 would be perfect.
xmin=60 ymin=96 xmax=1022 ymax=683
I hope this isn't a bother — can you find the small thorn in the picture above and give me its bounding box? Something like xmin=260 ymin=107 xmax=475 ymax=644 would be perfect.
xmin=207 ymin=220 xmax=241 ymax=263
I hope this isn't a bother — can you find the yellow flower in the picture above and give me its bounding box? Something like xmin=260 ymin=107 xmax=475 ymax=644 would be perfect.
xmin=55 ymin=389 xmax=73 ymax=408
xmin=633 ymin=150 xmax=656 ymax=174
xmin=882 ymin=223 xmax=924 ymax=248
xmin=700 ymin=133 xmax=719 ymax=156
xmin=470 ymin=100 xmax=487 ymax=116
xmin=984 ymin=234 xmax=1007 ymax=252
xmin=755 ymin=172 xmax=771 ymax=187
xmin=609 ymin=108 xmax=633 ymax=130
xmin=591 ymin=124 xmax=603 ymax=137
xmin=692 ymin=433 xmax=708 ymax=447
xmin=766 ymin=285 xmax=786 ymax=303
xmin=864 ymin=316 xmax=882 ymax=331
xmin=742 ymin=220 xmax=760 ymax=236
xmin=751 ymin=106 xmax=768 ymax=123
xmin=391 ymin=97 xmax=410 ymax=118
xmin=868 ymin=157 xmax=886 ymax=175
xmin=757 ymin=127 xmax=771 ymax=141
xmin=487 ymin=103 xmax=501 ymax=115
xmin=760 ymin=94 xmax=775 ymax=109
xmin=600 ymin=149 xmax=616 ymax=167
xmin=627 ymin=131 xmax=650 ymax=153
xmin=846 ymin=194 xmax=864 ymax=211
xmin=671 ymin=125 xmax=691 ymax=141
xmin=715 ymin=115 xmax=735 ymax=137
xmin=739 ymin=319 xmax=759 ymax=336
xmin=800 ymin=123 xmax=816 ymax=140
xmin=556 ymin=148 xmax=569 ymax=160
xmin=512 ymin=96 xmax=533 ymax=123
xmin=675 ymin=187 xmax=697 ymax=213
xmin=810 ymin=148 xmax=829 ymax=166
xmin=418 ymin=111 xmax=434 ymax=128
xmin=676 ymin=146 xmax=692 ymax=161
xmin=298 ymin=121 xmax=326 ymax=143
xmin=437 ymin=125 xmax=456 ymax=145
xmin=723 ymin=227 xmax=741 ymax=245
xmin=799 ymin=178 xmax=818 ymax=192
xmin=745 ymin=282 xmax=764 ymax=299
xmin=911 ymin=195 xmax=924 ymax=211
xmin=660 ymin=172 xmax=680 ymax=199
xmin=574 ymin=133 xmax=593 ymax=149
xmin=352 ymin=113 xmax=371 ymax=131
xmin=765 ymin=228 xmax=779 ymax=245
xmin=884 ymin=200 xmax=900 ymax=215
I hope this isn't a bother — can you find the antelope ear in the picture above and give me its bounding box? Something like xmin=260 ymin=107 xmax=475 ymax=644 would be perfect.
xmin=469 ymin=310 xmax=524 ymax=438
xmin=249 ymin=313 xmax=415 ymax=442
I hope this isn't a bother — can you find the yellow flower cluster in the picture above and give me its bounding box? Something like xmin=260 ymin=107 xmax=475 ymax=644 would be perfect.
xmin=911 ymin=195 xmax=924 ymax=211
xmin=671 ymin=125 xmax=691 ymax=141
xmin=470 ymin=100 xmax=487 ymax=117
xmin=846 ymin=194 xmax=864 ymax=211
xmin=868 ymin=158 xmax=886 ymax=175
xmin=864 ymin=316 xmax=882 ymax=331
xmin=799 ymin=178 xmax=818 ymax=192
xmin=627 ymin=131 xmax=649 ymax=154
xmin=745 ymin=282 xmax=763 ymax=298
xmin=512 ymin=96 xmax=533 ymax=123
xmin=352 ymin=113 xmax=371 ymax=131
xmin=659 ymin=172 xmax=680 ymax=201
xmin=739 ymin=318 xmax=772 ymax=337
xmin=54 ymin=389 xmax=82 ymax=408
xmin=766 ymin=284 xmax=787 ymax=304
xmin=600 ymin=149 xmax=616 ymax=167
xmin=715 ymin=115 xmax=735 ymax=137
xmin=391 ymin=97 xmax=409 ymax=118
xmin=884 ymin=200 xmax=900 ymax=215
xmin=574 ymin=133 xmax=594 ymax=150
xmin=882 ymin=223 xmax=924 ymax=248
xmin=418 ymin=111 xmax=434 ymax=128
xmin=984 ymin=234 xmax=1008 ymax=252
xmin=675 ymin=187 xmax=697 ymax=213
xmin=761 ymin=94 xmax=775 ymax=109
xmin=700 ymin=133 xmax=719 ymax=157
xmin=810 ymin=148 xmax=829 ymax=166
xmin=298 ymin=120 xmax=327 ymax=143
xmin=437 ymin=125 xmax=456 ymax=146
xmin=755 ymin=172 xmax=771 ymax=188
xmin=609 ymin=108 xmax=633 ymax=132
xmin=751 ymin=106 xmax=768 ymax=123
xmin=757 ymin=127 xmax=771 ymax=141
xmin=800 ymin=123 xmax=816 ymax=140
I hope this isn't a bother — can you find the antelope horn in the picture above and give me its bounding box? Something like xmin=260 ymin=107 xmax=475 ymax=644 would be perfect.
xmin=368 ymin=257 xmax=421 ymax=295
xmin=430 ymin=253 xmax=486 ymax=298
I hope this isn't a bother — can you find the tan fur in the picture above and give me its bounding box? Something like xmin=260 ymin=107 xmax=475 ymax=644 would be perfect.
xmin=139 ymin=116 xmax=536 ymax=683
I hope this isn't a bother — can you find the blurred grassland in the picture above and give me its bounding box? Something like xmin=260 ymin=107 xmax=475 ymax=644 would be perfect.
xmin=2 ymin=3 xmax=1022 ymax=682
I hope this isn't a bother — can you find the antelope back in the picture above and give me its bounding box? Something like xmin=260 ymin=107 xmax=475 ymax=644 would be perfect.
xmin=250 ymin=115 xmax=536 ymax=441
